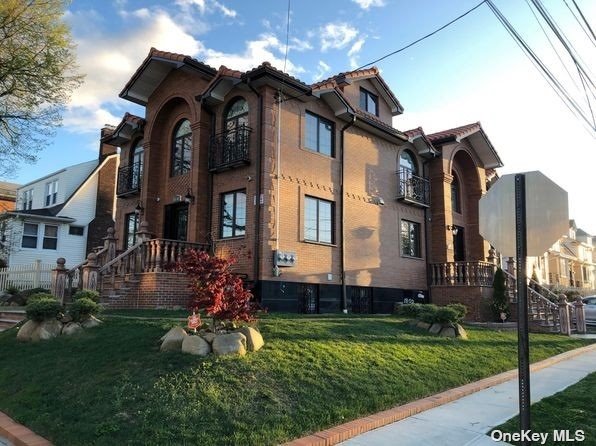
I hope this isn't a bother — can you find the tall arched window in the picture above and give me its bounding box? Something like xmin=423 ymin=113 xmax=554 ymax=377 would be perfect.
xmin=225 ymin=98 xmax=248 ymax=131
xmin=171 ymin=119 xmax=192 ymax=176
xmin=399 ymin=150 xmax=418 ymax=175
xmin=130 ymin=139 xmax=143 ymax=190
xmin=222 ymin=98 xmax=249 ymax=164
xmin=451 ymin=171 xmax=461 ymax=213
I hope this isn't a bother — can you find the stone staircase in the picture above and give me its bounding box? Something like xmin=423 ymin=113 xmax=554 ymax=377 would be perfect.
xmin=0 ymin=308 xmax=26 ymax=332
xmin=99 ymin=275 xmax=139 ymax=308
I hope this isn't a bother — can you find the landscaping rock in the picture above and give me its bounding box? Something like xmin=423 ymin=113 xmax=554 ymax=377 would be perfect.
xmin=62 ymin=322 xmax=83 ymax=336
xmin=201 ymin=332 xmax=216 ymax=344
xmin=181 ymin=335 xmax=211 ymax=356
xmin=454 ymin=323 xmax=468 ymax=340
xmin=31 ymin=319 xmax=63 ymax=342
xmin=60 ymin=314 xmax=74 ymax=324
xmin=429 ymin=323 xmax=443 ymax=335
xmin=439 ymin=326 xmax=457 ymax=338
xmin=237 ymin=326 xmax=264 ymax=352
xmin=212 ymin=332 xmax=246 ymax=356
xmin=81 ymin=315 xmax=103 ymax=329
xmin=16 ymin=320 xmax=39 ymax=342
xmin=160 ymin=326 xmax=188 ymax=352
xmin=416 ymin=321 xmax=431 ymax=330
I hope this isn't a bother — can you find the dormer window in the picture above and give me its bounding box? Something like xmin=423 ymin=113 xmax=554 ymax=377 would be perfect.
xmin=22 ymin=189 xmax=33 ymax=210
xmin=45 ymin=180 xmax=58 ymax=206
xmin=360 ymin=87 xmax=378 ymax=116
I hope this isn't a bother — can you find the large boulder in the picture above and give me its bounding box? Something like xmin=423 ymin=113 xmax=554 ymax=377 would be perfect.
xmin=181 ymin=335 xmax=211 ymax=356
xmin=439 ymin=326 xmax=457 ymax=338
xmin=237 ymin=326 xmax=264 ymax=352
xmin=201 ymin=332 xmax=216 ymax=344
xmin=454 ymin=323 xmax=468 ymax=340
xmin=160 ymin=326 xmax=188 ymax=352
xmin=62 ymin=322 xmax=83 ymax=336
xmin=16 ymin=320 xmax=39 ymax=342
xmin=429 ymin=323 xmax=443 ymax=335
xmin=81 ymin=315 xmax=103 ymax=329
xmin=31 ymin=319 xmax=63 ymax=342
xmin=212 ymin=332 xmax=246 ymax=357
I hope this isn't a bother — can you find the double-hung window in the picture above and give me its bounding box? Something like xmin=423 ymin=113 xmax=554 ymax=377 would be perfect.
xmin=305 ymin=112 xmax=334 ymax=157
xmin=21 ymin=223 xmax=58 ymax=249
xmin=401 ymin=220 xmax=421 ymax=258
xmin=221 ymin=190 xmax=246 ymax=238
xmin=22 ymin=189 xmax=33 ymax=210
xmin=21 ymin=223 xmax=39 ymax=248
xmin=45 ymin=180 xmax=58 ymax=206
xmin=360 ymin=87 xmax=378 ymax=116
xmin=43 ymin=225 xmax=58 ymax=250
xmin=304 ymin=196 xmax=334 ymax=244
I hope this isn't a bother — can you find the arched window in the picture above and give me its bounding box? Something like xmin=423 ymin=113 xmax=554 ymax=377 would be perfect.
xmin=225 ymin=98 xmax=249 ymax=131
xmin=130 ymin=139 xmax=143 ymax=190
xmin=399 ymin=150 xmax=418 ymax=175
xmin=171 ymin=119 xmax=192 ymax=176
xmin=222 ymin=98 xmax=249 ymax=164
xmin=451 ymin=171 xmax=461 ymax=213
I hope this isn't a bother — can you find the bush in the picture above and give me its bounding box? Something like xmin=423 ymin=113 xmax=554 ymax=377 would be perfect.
xmin=68 ymin=297 xmax=101 ymax=322
xmin=26 ymin=297 xmax=62 ymax=322
xmin=418 ymin=304 xmax=439 ymax=324
xmin=446 ymin=303 xmax=468 ymax=322
xmin=27 ymin=292 xmax=56 ymax=303
xmin=73 ymin=289 xmax=100 ymax=303
xmin=4 ymin=285 xmax=19 ymax=295
xmin=394 ymin=303 xmax=423 ymax=318
xmin=434 ymin=307 xmax=460 ymax=324
xmin=492 ymin=267 xmax=510 ymax=321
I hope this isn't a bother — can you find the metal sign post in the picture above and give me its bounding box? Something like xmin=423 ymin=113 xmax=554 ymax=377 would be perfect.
xmin=515 ymin=174 xmax=531 ymax=442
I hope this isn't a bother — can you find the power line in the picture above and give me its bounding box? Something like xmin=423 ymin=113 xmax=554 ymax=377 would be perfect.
xmin=572 ymin=0 xmax=596 ymax=43
xmin=282 ymin=0 xmax=291 ymax=74
xmin=563 ymin=0 xmax=596 ymax=47
xmin=355 ymin=0 xmax=487 ymax=70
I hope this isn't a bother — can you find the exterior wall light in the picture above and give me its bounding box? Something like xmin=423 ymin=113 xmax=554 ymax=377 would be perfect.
xmin=446 ymin=224 xmax=459 ymax=235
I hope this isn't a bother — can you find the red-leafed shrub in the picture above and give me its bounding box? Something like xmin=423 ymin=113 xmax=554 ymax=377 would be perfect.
xmin=178 ymin=249 xmax=259 ymax=324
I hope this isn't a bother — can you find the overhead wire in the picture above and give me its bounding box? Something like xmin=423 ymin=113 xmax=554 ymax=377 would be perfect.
xmin=571 ymin=0 xmax=596 ymax=43
xmin=563 ymin=0 xmax=596 ymax=47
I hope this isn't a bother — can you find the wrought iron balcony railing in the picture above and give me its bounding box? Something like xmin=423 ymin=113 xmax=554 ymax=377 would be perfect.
xmin=117 ymin=161 xmax=143 ymax=196
xmin=209 ymin=125 xmax=252 ymax=172
xmin=396 ymin=167 xmax=430 ymax=207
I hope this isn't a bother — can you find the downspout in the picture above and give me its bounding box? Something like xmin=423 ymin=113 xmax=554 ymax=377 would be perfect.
xmin=246 ymin=80 xmax=263 ymax=297
xmin=340 ymin=115 xmax=357 ymax=313
xmin=422 ymin=149 xmax=439 ymax=304
xmin=205 ymin=107 xmax=215 ymax=255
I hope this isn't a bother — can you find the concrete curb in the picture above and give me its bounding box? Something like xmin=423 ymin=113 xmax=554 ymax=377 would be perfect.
xmin=283 ymin=343 xmax=596 ymax=446
xmin=0 ymin=412 xmax=52 ymax=446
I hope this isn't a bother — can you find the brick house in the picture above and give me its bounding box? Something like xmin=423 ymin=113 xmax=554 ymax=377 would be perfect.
xmin=100 ymin=48 xmax=503 ymax=316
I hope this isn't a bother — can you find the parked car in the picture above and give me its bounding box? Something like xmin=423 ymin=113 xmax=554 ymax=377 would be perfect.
xmin=582 ymin=296 xmax=596 ymax=325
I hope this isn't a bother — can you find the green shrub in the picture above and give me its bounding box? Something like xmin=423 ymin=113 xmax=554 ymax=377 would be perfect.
xmin=418 ymin=304 xmax=439 ymax=324
xmin=446 ymin=303 xmax=468 ymax=322
xmin=434 ymin=307 xmax=460 ymax=324
xmin=394 ymin=303 xmax=423 ymax=318
xmin=68 ymin=297 xmax=101 ymax=322
xmin=73 ymin=289 xmax=100 ymax=303
xmin=492 ymin=267 xmax=510 ymax=321
xmin=4 ymin=285 xmax=19 ymax=295
xmin=26 ymin=297 xmax=62 ymax=322
xmin=27 ymin=292 xmax=56 ymax=303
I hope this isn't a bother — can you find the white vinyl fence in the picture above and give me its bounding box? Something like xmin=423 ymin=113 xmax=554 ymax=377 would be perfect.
xmin=0 ymin=260 xmax=54 ymax=291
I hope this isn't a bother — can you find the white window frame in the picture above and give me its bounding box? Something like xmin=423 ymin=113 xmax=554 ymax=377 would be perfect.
xmin=22 ymin=189 xmax=33 ymax=210
xmin=45 ymin=180 xmax=58 ymax=207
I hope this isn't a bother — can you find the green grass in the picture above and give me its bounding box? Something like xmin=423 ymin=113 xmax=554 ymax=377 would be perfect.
xmin=0 ymin=314 xmax=592 ymax=446
xmin=491 ymin=372 xmax=596 ymax=445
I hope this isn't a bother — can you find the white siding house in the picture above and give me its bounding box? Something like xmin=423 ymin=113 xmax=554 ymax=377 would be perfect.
xmin=3 ymin=156 xmax=118 ymax=268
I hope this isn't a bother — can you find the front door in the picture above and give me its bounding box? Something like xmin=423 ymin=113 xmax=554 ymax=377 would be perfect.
xmin=453 ymin=226 xmax=465 ymax=261
xmin=164 ymin=203 xmax=188 ymax=241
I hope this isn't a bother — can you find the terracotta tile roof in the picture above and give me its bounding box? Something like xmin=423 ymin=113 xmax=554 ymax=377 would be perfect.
xmin=311 ymin=67 xmax=379 ymax=89
xmin=354 ymin=109 xmax=407 ymax=140
xmin=148 ymin=47 xmax=217 ymax=72
xmin=242 ymin=61 xmax=311 ymax=90
xmin=403 ymin=127 xmax=424 ymax=138
xmin=426 ymin=122 xmax=482 ymax=143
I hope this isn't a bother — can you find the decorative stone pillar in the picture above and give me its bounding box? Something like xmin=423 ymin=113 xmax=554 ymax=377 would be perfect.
xmin=573 ymin=296 xmax=587 ymax=334
xmin=487 ymin=247 xmax=497 ymax=265
xmin=51 ymin=258 xmax=67 ymax=304
xmin=558 ymin=294 xmax=571 ymax=336
xmin=136 ymin=220 xmax=152 ymax=243
xmin=506 ymin=257 xmax=516 ymax=302
xmin=103 ymin=227 xmax=117 ymax=262
xmin=82 ymin=252 xmax=99 ymax=291
xmin=135 ymin=221 xmax=152 ymax=273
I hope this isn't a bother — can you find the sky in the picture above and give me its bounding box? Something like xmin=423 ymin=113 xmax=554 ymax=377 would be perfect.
xmin=2 ymin=0 xmax=595 ymax=234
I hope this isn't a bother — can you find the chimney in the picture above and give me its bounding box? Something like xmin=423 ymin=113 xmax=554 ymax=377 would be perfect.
xmin=99 ymin=125 xmax=118 ymax=161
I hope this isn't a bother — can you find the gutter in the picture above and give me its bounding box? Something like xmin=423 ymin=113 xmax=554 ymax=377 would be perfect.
xmin=340 ymin=115 xmax=357 ymax=313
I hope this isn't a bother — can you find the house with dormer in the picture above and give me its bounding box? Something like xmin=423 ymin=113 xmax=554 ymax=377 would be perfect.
xmin=1 ymin=138 xmax=117 ymax=268
xmin=92 ymin=47 xmax=504 ymax=318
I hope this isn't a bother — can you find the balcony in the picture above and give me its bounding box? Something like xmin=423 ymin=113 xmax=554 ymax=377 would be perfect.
xmin=396 ymin=167 xmax=430 ymax=207
xmin=117 ymin=162 xmax=142 ymax=196
xmin=209 ymin=125 xmax=252 ymax=172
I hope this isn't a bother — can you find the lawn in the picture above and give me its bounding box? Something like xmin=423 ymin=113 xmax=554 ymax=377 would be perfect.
xmin=0 ymin=314 xmax=592 ymax=446
xmin=492 ymin=372 xmax=596 ymax=446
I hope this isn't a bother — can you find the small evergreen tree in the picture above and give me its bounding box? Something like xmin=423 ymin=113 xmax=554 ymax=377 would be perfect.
xmin=492 ymin=267 xmax=509 ymax=321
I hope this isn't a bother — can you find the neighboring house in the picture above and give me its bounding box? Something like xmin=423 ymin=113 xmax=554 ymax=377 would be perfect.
xmin=93 ymin=47 xmax=503 ymax=317
xmin=0 ymin=182 xmax=19 ymax=213
xmin=2 ymin=136 xmax=118 ymax=268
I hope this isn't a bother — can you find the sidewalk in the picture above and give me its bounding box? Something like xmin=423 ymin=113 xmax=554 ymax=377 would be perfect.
xmin=286 ymin=343 xmax=596 ymax=446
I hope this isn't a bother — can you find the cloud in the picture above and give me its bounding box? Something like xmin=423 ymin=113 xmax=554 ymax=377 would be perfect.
xmin=352 ymin=0 xmax=385 ymax=9
xmin=348 ymin=37 xmax=366 ymax=68
xmin=313 ymin=61 xmax=331 ymax=82
xmin=62 ymin=106 xmax=121 ymax=134
xmin=213 ymin=1 xmax=236 ymax=18
xmin=202 ymin=34 xmax=305 ymax=75
xmin=320 ymin=23 xmax=359 ymax=52
xmin=174 ymin=0 xmax=236 ymax=18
